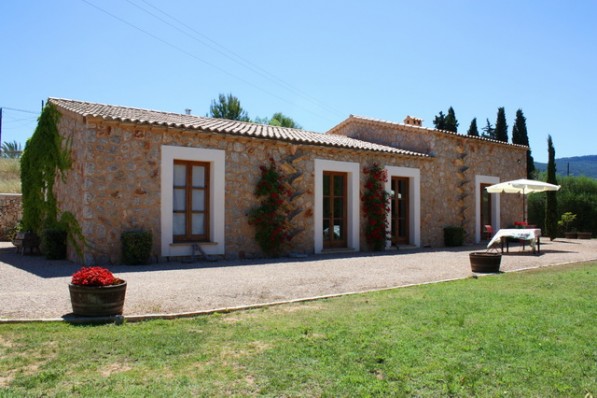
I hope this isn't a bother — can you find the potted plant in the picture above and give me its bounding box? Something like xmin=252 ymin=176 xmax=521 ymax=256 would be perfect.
xmin=469 ymin=251 xmax=502 ymax=273
xmin=68 ymin=266 xmax=127 ymax=316
xmin=558 ymin=212 xmax=577 ymax=239
xmin=444 ymin=226 xmax=465 ymax=247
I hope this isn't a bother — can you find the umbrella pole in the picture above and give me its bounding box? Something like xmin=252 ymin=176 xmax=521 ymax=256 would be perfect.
xmin=523 ymin=194 xmax=526 ymax=222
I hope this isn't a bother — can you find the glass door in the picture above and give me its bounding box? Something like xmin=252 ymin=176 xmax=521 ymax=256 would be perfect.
xmin=391 ymin=177 xmax=410 ymax=245
xmin=323 ymin=172 xmax=347 ymax=248
xmin=480 ymin=183 xmax=492 ymax=238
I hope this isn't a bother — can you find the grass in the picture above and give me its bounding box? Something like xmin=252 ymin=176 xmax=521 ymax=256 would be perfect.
xmin=0 ymin=158 xmax=20 ymax=193
xmin=1 ymin=263 xmax=596 ymax=397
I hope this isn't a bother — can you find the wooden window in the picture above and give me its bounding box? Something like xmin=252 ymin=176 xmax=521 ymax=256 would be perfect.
xmin=173 ymin=160 xmax=210 ymax=242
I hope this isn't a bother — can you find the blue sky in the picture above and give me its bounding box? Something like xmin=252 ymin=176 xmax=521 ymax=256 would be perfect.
xmin=1 ymin=0 xmax=596 ymax=162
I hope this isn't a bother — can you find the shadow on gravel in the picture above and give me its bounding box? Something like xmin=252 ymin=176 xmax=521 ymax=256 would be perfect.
xmin=0 ymin=239 xmax=582 ymax=279
xmin=1 ymin=242 xmax=482 ymax=278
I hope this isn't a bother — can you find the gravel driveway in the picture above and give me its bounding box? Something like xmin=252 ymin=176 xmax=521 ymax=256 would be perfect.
xmin=1 ymin=239 xmax=596 ymax=321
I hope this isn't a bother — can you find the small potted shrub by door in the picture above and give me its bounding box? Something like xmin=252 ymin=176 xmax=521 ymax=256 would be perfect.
xmin=69 ymin=266 xmax=127 ymax=316
xmin=469 ymin=251 xmax=502 ymax=273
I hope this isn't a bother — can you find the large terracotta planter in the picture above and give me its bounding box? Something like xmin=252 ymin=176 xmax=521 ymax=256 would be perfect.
xmin=564 ymin=232 xmax=577 ymax=239
xmin=577 ymin=232 xmax=592 ymax=239
xmin=68 ymin=281 xmax=127 ymax=316
xmin=469 ymin=252 xmax=502 ymax=273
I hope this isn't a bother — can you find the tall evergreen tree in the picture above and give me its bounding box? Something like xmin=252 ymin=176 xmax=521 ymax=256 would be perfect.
xmin=209 ymin=93 xmax=250 ymax=121
xmin=511 ymin=109 xmax=535 ymax=178
xmin=494 ymin=107 xmax=508 ymax=142
xmin=467 ymin=118 xmax=479 ymax=136
xmin=433 ymin=111 xmax=446 ymax=130
xmin=444 ymin=106 xmax=459 ymax=132
xmin=545 ymin=135 xmax=558 ymax=241
xmin=481 ymin=118 xmax=495 ymax=139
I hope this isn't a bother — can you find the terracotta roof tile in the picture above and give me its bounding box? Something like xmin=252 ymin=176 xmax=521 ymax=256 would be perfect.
xmin=328 ymin=114 xmax=529 ymax=149
xmin=49 ymin=98 xmax=428 ymax=157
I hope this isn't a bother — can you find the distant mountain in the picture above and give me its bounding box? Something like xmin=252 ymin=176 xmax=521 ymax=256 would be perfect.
xmin=535 ymin=155 xmax=597 ymax=178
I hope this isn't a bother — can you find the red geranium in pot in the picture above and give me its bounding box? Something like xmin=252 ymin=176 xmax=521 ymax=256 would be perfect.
xmin=69 ymin=267 xmax=127 ymax=316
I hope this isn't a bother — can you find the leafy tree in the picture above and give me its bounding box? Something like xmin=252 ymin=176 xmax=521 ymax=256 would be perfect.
xmin=545 ymin=135 xmax=558 ymax=240
xmin=1 ymin=140 xmax=22 ymax=158
xmin=512 ymin=109 xmax=535 ymax=178
xmin=270 ymin=112 xmax=301 ymax=128
xmin=528 ymin=175 xmax=597 ymax=237
xmin=256 ymin=112 xmax=302 ymax=129
xmin=495 ymin=107 xmax=508 ymax=142
xmin=481 ymin=118 xmax=495 ymax=139
xmin=209 ymin=93 xmax=250 ymax=121
xmin=433 ymin=111 xmax=446 ymax=130
xmin=467 ymin=118 xmax=479 ymax=136
xmin=444 ymin=107 xmax=458 ymax=132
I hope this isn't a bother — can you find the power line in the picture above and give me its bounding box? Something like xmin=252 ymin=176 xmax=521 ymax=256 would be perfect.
xmin=131 ymin=0 xmax=346 ymax=118
xmin=79 ymin=0 xmax=340 ymax=125
xmin=0 ymin=107 xmax=38 ymax=114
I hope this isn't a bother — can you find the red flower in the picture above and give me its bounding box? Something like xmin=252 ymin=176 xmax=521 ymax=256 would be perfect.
xmin=71 ymin=266 xmax=121 ymax=287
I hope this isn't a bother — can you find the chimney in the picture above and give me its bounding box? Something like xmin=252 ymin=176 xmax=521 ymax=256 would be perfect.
xmin=184 ymin=108 xmax=192 ymax=115
xmin=403 ymin=115 xmax=422 ymax=127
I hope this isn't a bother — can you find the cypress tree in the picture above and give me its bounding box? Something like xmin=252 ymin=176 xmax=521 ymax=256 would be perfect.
xmin=512 ymin=109 xmax=535 ymax=178
xmin=444 ymin=106 xmax=459 ymax=132
xmin=495 ymin=107 xmax=508 ymax=142
xmin=545 ymin=135 xmax=558 ymax=241
xmin=467 ymin=118 xmax=479 ymax=136
xmin=481 ymin=118 xmax=495 ymax=139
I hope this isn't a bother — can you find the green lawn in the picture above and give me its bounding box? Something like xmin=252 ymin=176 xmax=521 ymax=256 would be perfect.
xmin=1 ymin=263 xmax=596 ymax=397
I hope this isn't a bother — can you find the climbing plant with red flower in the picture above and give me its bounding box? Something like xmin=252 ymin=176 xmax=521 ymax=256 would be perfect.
xmin=248 ymin=158 xmax=294 ymax=257
xmin=362 ymin=163 xmax=391 ymax=251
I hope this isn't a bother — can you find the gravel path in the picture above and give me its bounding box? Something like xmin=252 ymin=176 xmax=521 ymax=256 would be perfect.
xmin=1 ymin=239 xmax=596 ymax=321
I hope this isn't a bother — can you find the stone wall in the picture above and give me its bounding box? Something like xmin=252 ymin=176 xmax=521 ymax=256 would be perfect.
xmin=0 ymin=193 xmax=22 ymax=241
xmin=331 ymin=118 xmax=528 ymax=245
xmin=53 ymin=108 xmax=429 ymax=263
xmin=53 ymin=108 xmax=527 ymax=264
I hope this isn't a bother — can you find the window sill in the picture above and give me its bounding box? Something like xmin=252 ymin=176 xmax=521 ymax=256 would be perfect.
xmin=170 ymin=241 xmax=218 ymax=247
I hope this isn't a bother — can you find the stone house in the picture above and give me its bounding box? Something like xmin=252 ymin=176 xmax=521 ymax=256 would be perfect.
xmin=49 ymin=98 xmax=527 ymax=264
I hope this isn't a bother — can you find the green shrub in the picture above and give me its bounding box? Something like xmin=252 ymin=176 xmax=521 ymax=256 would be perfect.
xmin=42 ymin=228 xmax=67 ymax=260
xmin=121 ymin=230 xmax=152 ymax=265
xmin=443 ymin=226 xmax=464 ymax=247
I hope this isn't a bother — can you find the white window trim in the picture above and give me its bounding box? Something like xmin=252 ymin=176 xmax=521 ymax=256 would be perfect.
xmin=475 ymin=175 xmax=501 ymax=243
xmin=161 ymin=145 xmax=225 ymax=256
xmin=314 ymin=159 xmax=360 ymax=253
xmin=384 ymin=166 xmax=421 ymax=248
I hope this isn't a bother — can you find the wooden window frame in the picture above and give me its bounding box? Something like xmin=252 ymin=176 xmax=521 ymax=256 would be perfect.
xmin=173 ymin=160 xmax=210 ymax=242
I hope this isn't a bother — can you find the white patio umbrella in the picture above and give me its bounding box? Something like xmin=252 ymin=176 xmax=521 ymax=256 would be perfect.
xmin=485 ymin=178 xmax=561 ymax=222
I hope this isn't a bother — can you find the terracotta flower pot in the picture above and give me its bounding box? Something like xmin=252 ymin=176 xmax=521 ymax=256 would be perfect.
xmin=68 ymin=281 xmax=127 ymax=316
xmin=564 ymin=232 xmax=578 ymax=239
xmin=577 ymin=232 xmax=592 ymax=239
xmin=469 ymin=252 xmax=502 ymax=273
